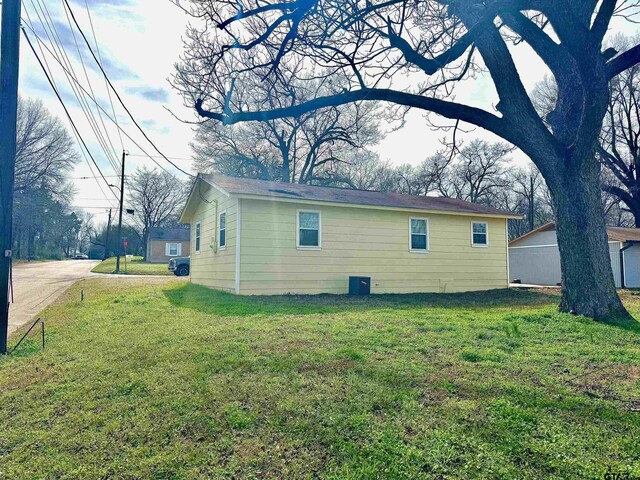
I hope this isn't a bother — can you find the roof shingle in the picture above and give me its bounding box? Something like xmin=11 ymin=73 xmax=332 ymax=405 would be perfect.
xmin=148 ymin=227 xmax=190 ymax=241
xmin=202 ymin=174 xmax=519 ymax=218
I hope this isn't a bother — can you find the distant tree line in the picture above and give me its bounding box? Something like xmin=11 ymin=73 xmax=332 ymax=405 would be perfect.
xmin=11 ymin=97 xmax=87 ymax=260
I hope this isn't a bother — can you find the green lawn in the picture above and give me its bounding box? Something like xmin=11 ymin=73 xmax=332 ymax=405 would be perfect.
xmin=1 ymin=279 xmax=639 ymax=479
xmin=91 ymin=256 xmax=172 ymax=275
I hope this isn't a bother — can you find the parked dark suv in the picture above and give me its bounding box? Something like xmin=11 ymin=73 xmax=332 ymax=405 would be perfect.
xmin=168 ymin=257 xmax=190 ymax=276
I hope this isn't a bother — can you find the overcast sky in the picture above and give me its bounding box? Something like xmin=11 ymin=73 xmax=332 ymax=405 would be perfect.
xmin=15 ymin=0 xmax=640 ymax=225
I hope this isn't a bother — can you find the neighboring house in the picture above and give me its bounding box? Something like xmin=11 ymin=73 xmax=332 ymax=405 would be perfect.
xmin=179 ymin=174 xmax=519 ymax=295
xmin=509 ymin=222 xmax=640 ymax=288
xmin=146 ymin=227 xmax=190 ymax=263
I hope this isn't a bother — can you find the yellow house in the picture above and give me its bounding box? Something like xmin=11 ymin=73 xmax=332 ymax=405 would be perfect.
xmin=180 ymin=174 xmax=520 ymax=295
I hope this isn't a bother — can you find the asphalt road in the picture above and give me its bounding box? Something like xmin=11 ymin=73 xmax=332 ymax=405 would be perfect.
xmin=8 ymin=260 xmax=100 ymax=336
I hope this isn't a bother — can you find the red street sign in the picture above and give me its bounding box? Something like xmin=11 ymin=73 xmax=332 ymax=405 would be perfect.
xmin=123 ymin=239 xmax=128 ymax=249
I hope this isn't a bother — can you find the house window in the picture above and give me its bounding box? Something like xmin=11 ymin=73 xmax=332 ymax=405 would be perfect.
xmin=195 ymin=222 xmax=201 ymax=253
xmin=166 ymin=243 xmax=181 ymax=256
xmin=472 ymin=222 xmax=488 ymax=247
xmin=297 ymin=210 xmax=321 ymax=249
xmin=410 ymin=218 xmax=429 ymax=252
xmin=219 ymin=211 xmax=226 ymax=249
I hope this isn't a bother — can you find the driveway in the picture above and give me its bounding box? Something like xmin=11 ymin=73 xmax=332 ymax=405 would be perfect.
xmin=8 ymin=260 xmax=100 ymax=336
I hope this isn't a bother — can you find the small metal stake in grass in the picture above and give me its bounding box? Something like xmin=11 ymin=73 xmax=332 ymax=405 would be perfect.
xmin=81 ymin=289 xmax=84 ymax=302
xmin=8 ymin=317 xmax=45 ymax=354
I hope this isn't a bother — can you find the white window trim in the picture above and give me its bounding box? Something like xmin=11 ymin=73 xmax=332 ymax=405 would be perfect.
xmin=166 ymin=242 xmax=181 ymax=257
xmin=409 ymin=217 xmax=429 ymax=253
xmin=194 ymin=221 xmax=201 ymax=254
xmin=218 ymin=210 xmax=227 ymax=250
xmin=471 ymin=221 xmax=489 ymax=248
xmin=296 ymin=209 xmax=322 ymax=250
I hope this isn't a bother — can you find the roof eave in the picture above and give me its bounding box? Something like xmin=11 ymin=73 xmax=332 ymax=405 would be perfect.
xmin=509 ymin=222 xmax=556 ymax=246
xmin=180 ymin=174 xmax=231 ymax=223
xmin=179 ymin=174 xmax=202 ymax=223
xmin=199 ymin=175 xmax=231 ymax=196
xmin=233 ymin=193 xmax=522 ymax=219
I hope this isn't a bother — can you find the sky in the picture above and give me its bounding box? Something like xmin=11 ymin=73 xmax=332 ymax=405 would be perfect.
xmin=17 ymin=0 xmax=194 ymax=225
xmin=12 ymin=1 xmax=640 ymax=226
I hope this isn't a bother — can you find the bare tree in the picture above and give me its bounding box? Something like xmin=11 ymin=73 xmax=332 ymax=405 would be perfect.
xmin=12 ymin=97 xmax=81 ymax=260
xmin=174 ymin=0 xmax=640 ymax=319
xmin=533 ymin=37 xmax=640 ymax=228
xmin=430 ymin=140 xmax=512 ymax=204
xmin=332 ymin=151 xmax=389 ymax=190
xmin=329 ymin=135 xmax=554 ymax=239
xmin=14 ymin=97 xmax=78 ymax=193
xmin=191 ymin=71 xmax=382 ymax=185
xmin=501 ymin=166 xmax=554 ymax=238
xmin=73 ymin=211 xmax=95 ymax=256
xmin=598 ymin=35 xmax=640 ymax=226
xmin=192 ymin=121 xmax=279 ymax=180
xmin=127 ymin=167 xmax=189 ymax=258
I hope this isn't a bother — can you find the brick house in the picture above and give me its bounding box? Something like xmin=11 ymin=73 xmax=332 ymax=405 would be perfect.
xmin=146 ymin=227 xmax=190 ymax=263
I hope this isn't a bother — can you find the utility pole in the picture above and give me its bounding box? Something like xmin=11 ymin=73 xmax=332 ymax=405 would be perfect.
xmin=0 ymin=0 xmax=23 ymax=354
xmin=104 ymin=208 xmax=112 ymax=260
xmin=115 ymin=151 xmax=126 ymax=273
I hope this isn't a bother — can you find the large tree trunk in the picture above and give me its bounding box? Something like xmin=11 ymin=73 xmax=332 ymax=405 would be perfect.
xmin=633 ymin=204 xmax=640 ymax=228
xmin=548 ymin=157 xmax=628 ymax=320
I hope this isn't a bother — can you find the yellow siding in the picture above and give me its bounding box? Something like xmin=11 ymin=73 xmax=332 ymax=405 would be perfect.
xmin=189 ymin=184 xmax=237 ymax=292
xmin=239 ymin=199 xmax=508 ymax=295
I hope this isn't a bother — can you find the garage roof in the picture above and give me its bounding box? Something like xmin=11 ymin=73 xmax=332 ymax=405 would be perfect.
xmin=148 ymin=227 xmax=190 ymax=241
xmin=510 ymin=222 xmax=640 ymax=245
xmin=606 ymin=226 xmax=640 ymax=242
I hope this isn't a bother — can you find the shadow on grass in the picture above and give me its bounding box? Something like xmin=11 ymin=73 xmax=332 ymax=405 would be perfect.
xmin=163 ymin=283 xmax=560 ymax=318
xmin=600 ymin=309 xmax=640 ymax=333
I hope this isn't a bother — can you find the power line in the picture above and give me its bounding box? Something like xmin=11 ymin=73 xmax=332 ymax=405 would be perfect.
xmin=24 ymin=2 xmax=121 ymax=181
xmin=26 ymin=0 xmax=121 ymax=176
xmin=61 ymin=0 xmax=120 ymax=164
xmin=22 ymin=10 xmax=116 ymax=208
xmin=25 ymin=21 xmax=115 ymax=208
xmin=21 ymin=8 xmax=117 ymax=208
xmin=26 ymin=1 xmax=112 ymax=171
xmin=126 ymin=154 xmax=192 ymax=161
xmin=38 ymin=0 xmax=119 ymax=172
xmin=21 ymin=26 xmax=119 ymax=204
xmin=20 ymin=20 xmax=181 ymax=182
xmin=62 ymin=0 xmax=194 ymax=178
xmin=70 ymin=175 xmax=122 ymax=180
xmin=83 ymin=0 xmax=124 ymax=152
xmin=75 ymin=197 xmax=122 ymax=200
xmin=70 ymin=205 xmax=122 ymax=209
xmin=43 ymin=0 xmax=120 ymax=173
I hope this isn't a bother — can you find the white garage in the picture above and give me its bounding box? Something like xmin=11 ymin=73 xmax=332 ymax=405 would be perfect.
xmin=509 ymin=223 xmax=640 ymax=288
